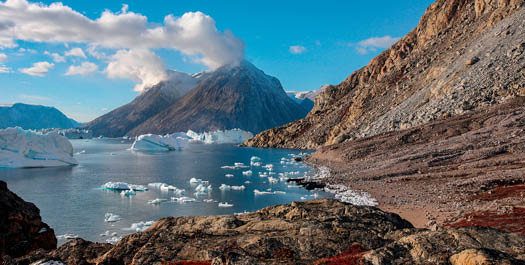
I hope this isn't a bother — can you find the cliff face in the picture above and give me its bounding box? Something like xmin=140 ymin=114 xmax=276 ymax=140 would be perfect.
xmin=244 ymin=0 xmax=525 ymax=149
xmin=0 ymin=181 xmax=56 ymax=261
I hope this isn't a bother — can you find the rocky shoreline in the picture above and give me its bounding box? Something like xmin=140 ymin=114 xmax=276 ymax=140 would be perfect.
xmin=305 ymin=97 xmax=525 ymax=233
xmin=2 ymin=179 xmax=524 ymax=264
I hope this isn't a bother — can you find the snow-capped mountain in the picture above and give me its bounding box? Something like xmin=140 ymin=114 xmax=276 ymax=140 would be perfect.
xmin=83 ymin=70 xmax=198 ymax=137
xmin=86 ymin=60 xmax=308 ymax=137
xmin=0 ymin=103 xmax=80 ymax=130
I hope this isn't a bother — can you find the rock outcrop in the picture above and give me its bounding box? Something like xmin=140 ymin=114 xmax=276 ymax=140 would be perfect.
xmin=10 ymin=199 xmax=525 ymax=265
xmin=244 ymin=0 xmax=525 ymax=149
xmin=0 ymin=181 xmax=56 ymax=261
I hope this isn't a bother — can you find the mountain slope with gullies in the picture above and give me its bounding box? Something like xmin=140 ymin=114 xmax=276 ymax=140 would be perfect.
xmin=83 ymin=71 xmax=198 ymax=137
xmin=128 ymin=60 xmax=308 ymax=136
xmin=244 ymin=0 xmax=525 ymax=149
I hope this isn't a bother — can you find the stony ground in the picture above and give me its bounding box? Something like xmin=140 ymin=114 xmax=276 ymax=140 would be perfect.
xmin=307 ymin=97 xmax=525 ymax=233
xmin=4 ymin=199 xmax=525 ymax=265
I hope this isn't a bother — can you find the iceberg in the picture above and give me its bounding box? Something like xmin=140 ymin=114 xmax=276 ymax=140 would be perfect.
xmin=253 ymin=189 xmax=286 ymax=195
xmin=268 ymin=177 xmax=278 ymax=184
xmin=242 ymin=170 xmax=253 ymax=176
xmin=102 ymin=182 xmax=148 ymax=191
xmin=104 ymin=213 xmax=121 ymax=222
xmin=106 ymin=236 xmax=122 ymax=244
xmin=225 ymin=174 xmax=234 ymax=178
xmin=148 ymin=198 xmax=168 ymax=205
xmin=147 ymin=182 xmax=185 ymax=195
xmin=218 ymin=202 xmax=234 ymax=207
xmin=219 ymin=184 xmax=246 ymax=191
xmin=171 ymin=196 xmax=196 ymax=203
xmin=189 ymin=178 xmax=209 ymax=185
xmin=195 ymin=184 xmax=212 ymax=192
xmin=0 ymin=127 xmax=78 ymax=168
xmin=56 ymin=234 xmax=79 ymax=240
xmin=122 ymin=221 xmax=155 ymax=232
xmin=131 ymin=133 xmax=189 ymax=152
xmin=186 ymin=129 xmax=253 ymax=144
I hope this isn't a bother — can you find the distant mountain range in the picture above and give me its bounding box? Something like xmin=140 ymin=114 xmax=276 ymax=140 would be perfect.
xmin=286 ymin=85 xmax=328 ymax=113
xmin=85 ymin=60 xmax=308 ymax=137
xmin=0 ymin=103 xmax=81 ymax=130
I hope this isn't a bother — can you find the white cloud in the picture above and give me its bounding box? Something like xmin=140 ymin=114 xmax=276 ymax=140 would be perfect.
xmin=18 ymin=94 xmax=50 ymax=102
xmin=65 ymin=61 xmax=98 ymax=76
xmin=44 ymin=51 xmax=66 ymax=62
xmin=17 ymin=47 xmax=37 ymax=54
xmin=355 ymin=35 xmax=400 ymax=54
xmin=289 ymin=45 xmax=306 ymax=54
xmin=65 ymin=47 xmax=86 ymax=58
xmin=0 ymin=65 xmax=10 ymax=73
xmin=0 ymin=53 xmax=6 ymax=62
xmin=105 ymin=49 xmax=167 ymax=92
xmin=19 ymin=61 xmax=54 ymax=77
xmin=0 ymin=1 xmax=244 ymax=70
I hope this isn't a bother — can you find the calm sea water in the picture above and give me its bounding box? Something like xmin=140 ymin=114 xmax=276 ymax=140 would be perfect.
xmin=0 ymin=138 xmax=332 ymax=244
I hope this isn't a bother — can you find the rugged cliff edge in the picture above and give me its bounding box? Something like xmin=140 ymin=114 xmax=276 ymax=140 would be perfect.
xmin=7 ymin=199 xmax=525 ymax=265
xmin=244 ymin=0 xmax=525 ymax=149
xmin=0 ymin=181 xmax=56 ymax=262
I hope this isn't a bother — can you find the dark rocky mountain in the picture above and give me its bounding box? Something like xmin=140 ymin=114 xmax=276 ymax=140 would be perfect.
xmin=128 ymin=60 xmax=308 ymax=136
xmin=245 ymin=0 xmax=525 ymax=149
xmin=83 ymin=71 xmax=198 ymax=137
xmin=0 ymin=181 xmax=56 ymax=262
xmin=0 ymin=103 xmax=80 ymax=130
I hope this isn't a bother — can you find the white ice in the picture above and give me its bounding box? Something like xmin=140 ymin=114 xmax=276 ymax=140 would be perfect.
xmin=225 ymin=174 xmax=234 ymax=178
xmin=242 ymin=170 xmax=252 ymax=176
xmin=219 ymin=184 xmax=246 ymax=191
xmin=122 ymin=221 xmax=155 ymax=232
xmin=148 ymin=198 xmax=168 ymax=205
xmin=56 ymin=234 xmax=79 ymax=240
xmin=186 ymin=128 xmax=253 ymax=144
xmin=131 ymin=133 xmax=190 ymax=152
xmin=171 ymin=196 xmax=196 ymax=203
xmin=104 ymin=213 xmax=121 ymax=222
xmin=268 ymin=177 xmax=278 ymax=184
xmin=106 ymin=236 xmax=122 ymax=244
xmin=102 ymin=182 xmax=147 ymax=191
xmin=253 ymin=189 xmax=286 ymax=195
xmin=189 ymin=178 xmax=209 ymax=185
xmin=218 ymin=202 xmax=234 ymax=207
xmin=0 ymin=127 xmax=78 ymax=168
xmin=32 ymin=260 xmax=66 ymax=265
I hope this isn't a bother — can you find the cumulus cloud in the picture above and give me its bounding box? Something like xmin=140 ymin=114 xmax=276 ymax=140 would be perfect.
xmin=105 ymin=49 xmax=167 ymax=92
xmin=0 ymin=0 xmax=245 ymax=70
xmin=44 ymin=51 xmax=65 ymax=62
xmin=289 ymin=45 xmax=306 ymax=54
xmin=66 ymin=61 xmax=98 ymax=76
xmin=0 ymin=53 xmax=6 ymax=62
xmin=355 ymin=35 xmax=400 ymax=54
xmin=19 ymin=61 xmax=54 ymax=76
xmin=65 ymin=47 xmax=86 ymax=58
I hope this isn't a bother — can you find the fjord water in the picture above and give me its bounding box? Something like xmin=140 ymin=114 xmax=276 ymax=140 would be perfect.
xmin=0 ymin=138 xmax=331 ymax=243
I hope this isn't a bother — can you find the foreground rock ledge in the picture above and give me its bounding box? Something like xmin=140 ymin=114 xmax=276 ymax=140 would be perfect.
xmin=6 ymin=199 xmax=525 ymax=265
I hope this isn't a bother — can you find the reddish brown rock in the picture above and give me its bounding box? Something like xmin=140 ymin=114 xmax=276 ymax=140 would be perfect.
xmin=0 ymin=180 xmax=56 ymax=261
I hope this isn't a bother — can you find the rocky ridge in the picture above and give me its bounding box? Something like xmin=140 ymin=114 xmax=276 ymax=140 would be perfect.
xmin=244 ymin=0 xmax=525 ymax=149
xmin=0 ymin=181 xmax=56 ymax=262
xmin=5 ymin=199 xmax=524 ymax=265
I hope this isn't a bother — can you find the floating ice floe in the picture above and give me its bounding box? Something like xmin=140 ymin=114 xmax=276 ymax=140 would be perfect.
xmin=106 ymin=236 xmax=122 ymax=244
xmin=242 ymin=170 xmax=252 ymax=176
xmin=131 ymin=133 xmax=190 ymax=152
xmin=325 ymin=184 xmax=378 ymax=206
xmin=250 ymin=156 xmax=261 ymax=162
xmin=262 ymin=164 xmax=274 ymax=171
xmin=234 ymin=210 xmax=251 ymax=215
xmin=189 ymin=178 xmax=209 ymax=185
xmin=258 ymin=172 xmax=268 ymax=177
xmin=186 ymin=129 xmax=253 ymax=144
xmin=75 ymin=150 xmax=86 ymax=155
xmin=171 ymin=196 xmax=196 ymax=203
xmin=195 ymin=184 xmax=212 ymax=192
xmin=0 ymin=127 xmax=78 ymax=168
xmin=218 ymin=202 xmax=234 ymax=207
xmin=225 ymin=174 xmax=234 ymax=178
xmin=244 ymin=181 xmax=252 ymax=184
xmin=148 ymin=198 xmax=168 ymax=205
xmin=102 ymin=182 xmax=148 ymax=191
xmin=148 ymin=183 xmax=184 ymax=195
xmin=253 ymin=189 xmax=286 ymax=195
xmin=219 ymin=184 xmax=246 ymax=191
xmin=100 ymin=231 xmax=117 ymax=237
xmin=120 ymin=189 xmax=135 ymax=196
xmin=250 ymin=161 xmax=262 ymax=167
xmin=268 ymin=177 xmax=278 ymax=184
xmin=56 ymin=234 xmax=79 ymax=240
xmin=122 ymin=221 xmax=155 ymax=232
xmin=203 ymin=198 xmax=218 ymax=203
xmin=104 ymin=213 xmax=121 ymax=222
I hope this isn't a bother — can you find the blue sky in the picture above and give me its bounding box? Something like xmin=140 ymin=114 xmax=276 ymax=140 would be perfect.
xmin=0 ymin=0 xmax=434 ymax=122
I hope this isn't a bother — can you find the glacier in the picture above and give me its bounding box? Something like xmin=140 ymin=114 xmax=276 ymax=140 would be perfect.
xmin=186 ymin=129 xmax=253 ymax=144
xmin=0 ymin=127 xmax=78 ymax=168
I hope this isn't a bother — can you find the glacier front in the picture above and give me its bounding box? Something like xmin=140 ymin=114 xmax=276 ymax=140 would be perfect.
xmin=0 ymin=127 xmax=78 ymax=168
xmin=186 ymin=129 xmax=253 ymax=144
